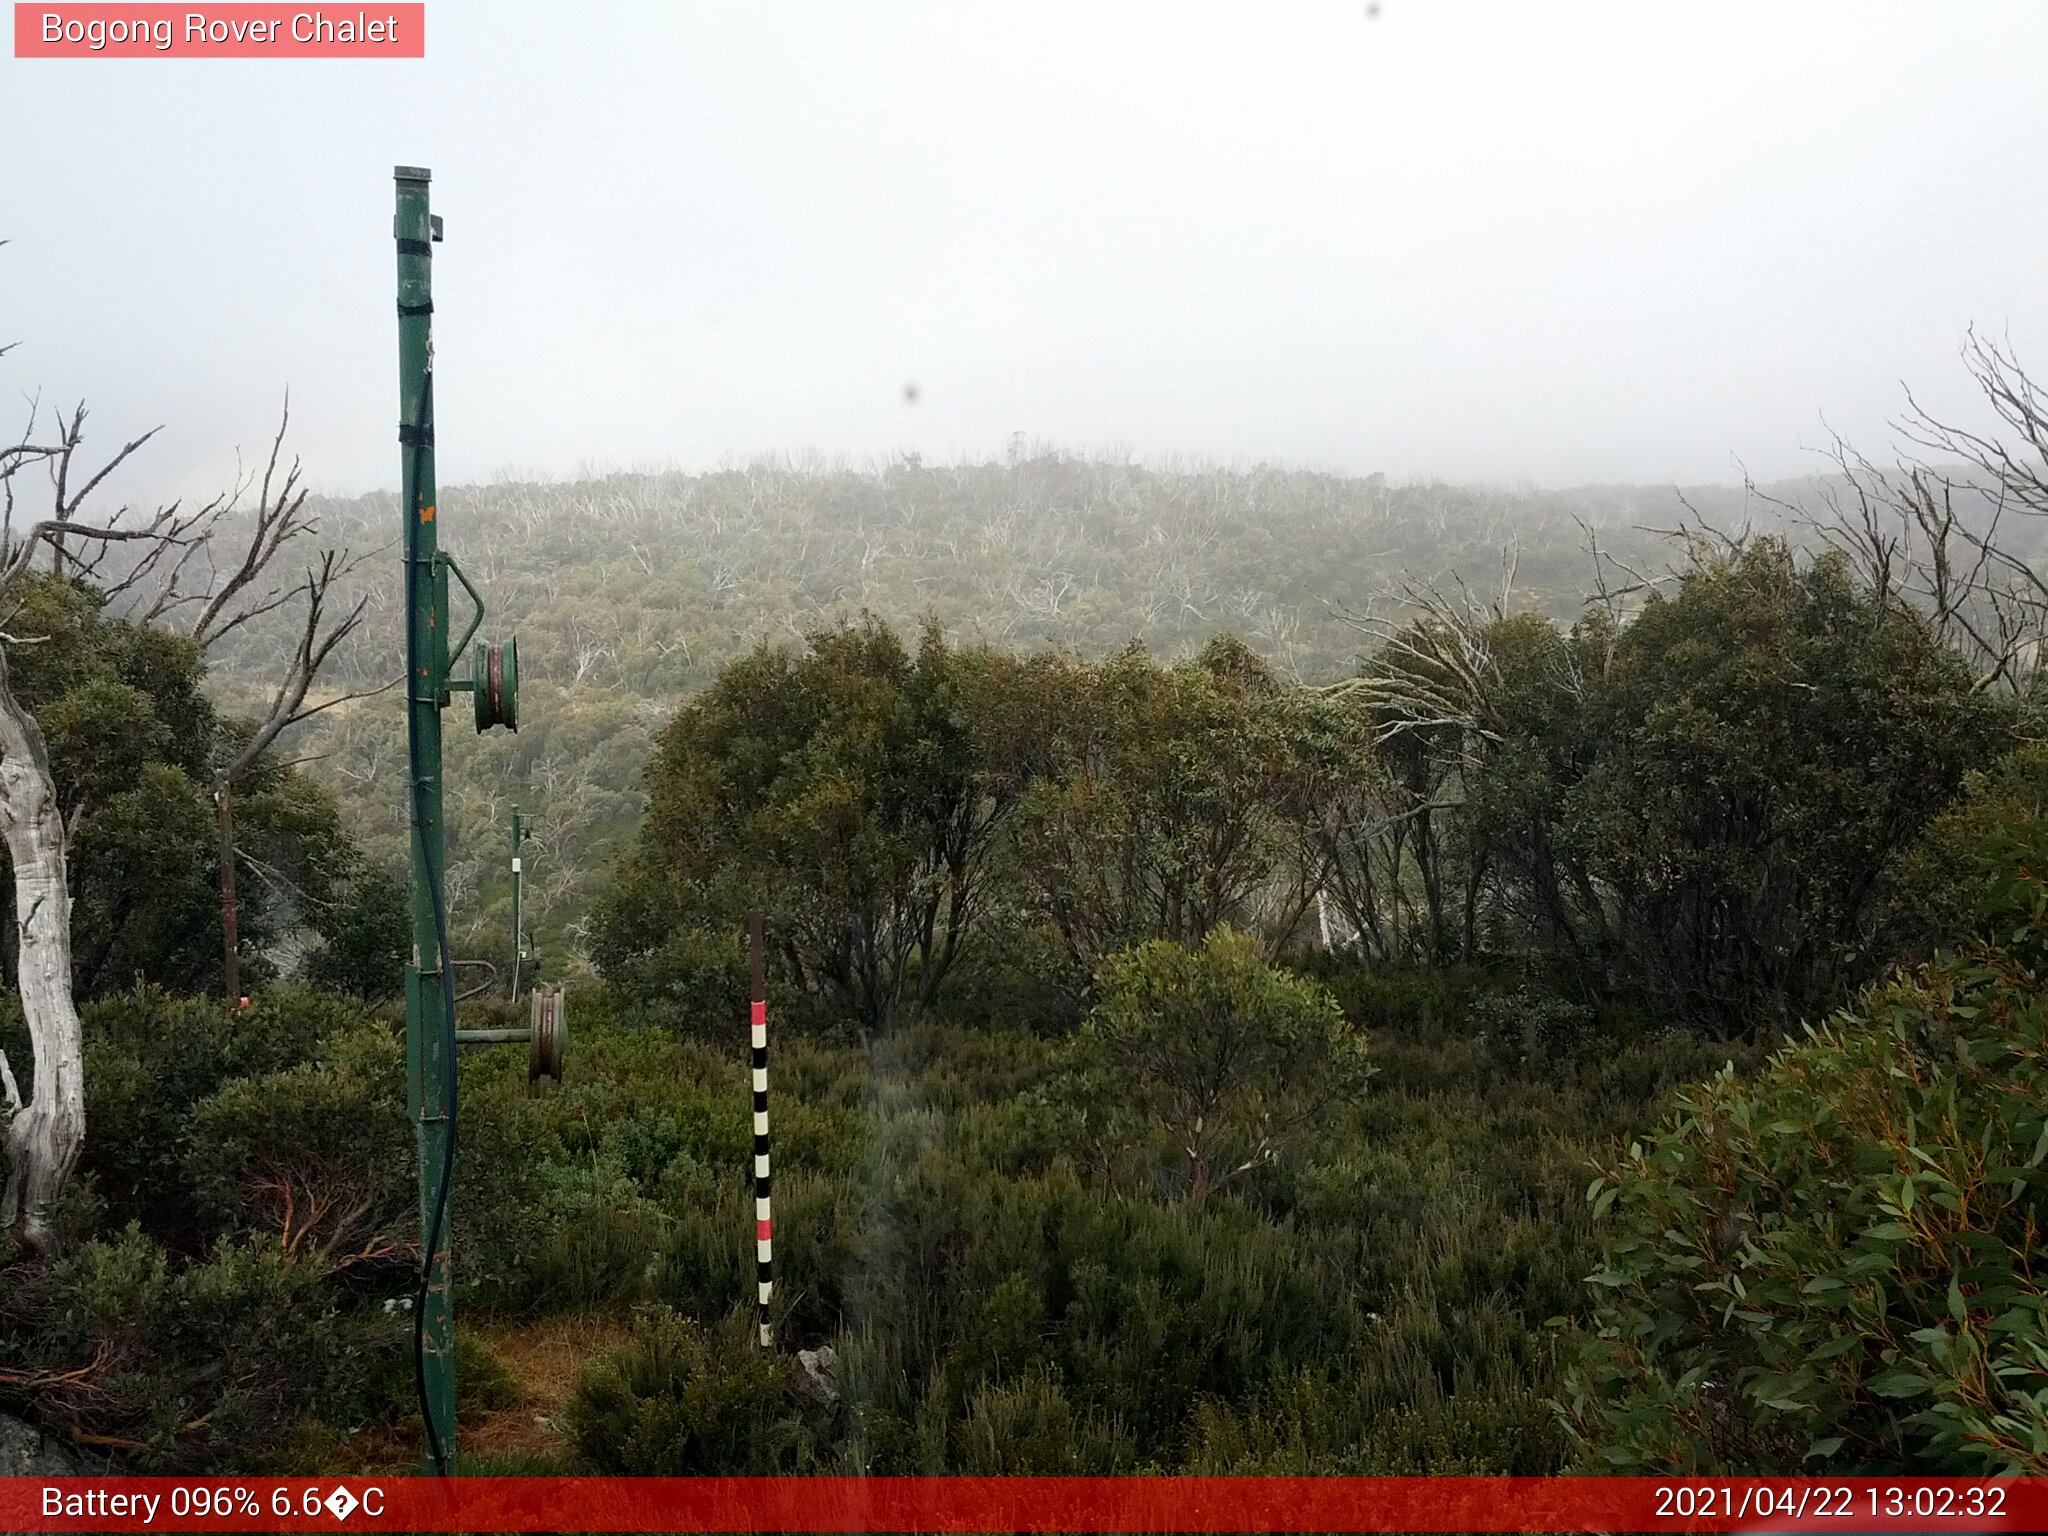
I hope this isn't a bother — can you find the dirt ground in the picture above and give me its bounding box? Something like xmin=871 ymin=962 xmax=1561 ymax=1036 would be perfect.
xmin=341 ymin=1314 xmax=631 ymax=1474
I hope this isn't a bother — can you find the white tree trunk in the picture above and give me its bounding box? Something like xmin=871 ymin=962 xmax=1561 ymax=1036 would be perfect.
xmin=0 ymin=650 xmax=83 ymax=1255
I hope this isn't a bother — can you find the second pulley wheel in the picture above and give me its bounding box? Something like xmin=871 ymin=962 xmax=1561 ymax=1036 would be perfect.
xmin=472 ymin=635 xmax=519 ymax=732
xmin=529 ymin=986 xmax=566 ymax=1084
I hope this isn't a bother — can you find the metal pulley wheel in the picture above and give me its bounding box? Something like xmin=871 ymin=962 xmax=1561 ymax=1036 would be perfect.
xmin=528 ymin=985 xmax=566 ymax=1083
xmin=473 ymin=635 xmax=519 ymax=733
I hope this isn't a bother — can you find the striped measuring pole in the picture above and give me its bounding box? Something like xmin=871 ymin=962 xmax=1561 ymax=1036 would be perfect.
xmin=749 ymin=909 xmax=773 ymax=1349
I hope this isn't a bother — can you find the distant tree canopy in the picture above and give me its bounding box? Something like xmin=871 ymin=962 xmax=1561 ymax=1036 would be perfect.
xmin=1345 ymin=541 xmax=2016 ymax=1030
xmin=1013 ymin=635 xmax=1378 ymax=973
xmin=599 ymin=625 xmax=1379 ymax=1035
xmin=601 ymin=619 xmax=1059 ymax=1037
xmin=4 ymin=574 xmax=399 ymax=1000
xmin=603 ymin=539 xmax=2019 ymax=1040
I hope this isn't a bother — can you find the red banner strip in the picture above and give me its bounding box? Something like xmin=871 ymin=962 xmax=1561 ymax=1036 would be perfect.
xmin=3 ymin=1476 xmax=2043 ymax=1532
xmin=13 ymin=5 xmax=424 ymax=59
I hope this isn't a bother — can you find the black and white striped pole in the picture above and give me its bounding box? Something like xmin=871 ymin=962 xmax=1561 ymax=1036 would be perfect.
xmin=749 ymin=909 xmax=774 ymax=1349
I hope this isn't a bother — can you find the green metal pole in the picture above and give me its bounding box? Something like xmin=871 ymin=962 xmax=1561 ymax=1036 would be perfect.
xmin=510 ymin=807 xmax=527 ymax=1003
xmin=395 ymin=164 xmax=456 ymax=1472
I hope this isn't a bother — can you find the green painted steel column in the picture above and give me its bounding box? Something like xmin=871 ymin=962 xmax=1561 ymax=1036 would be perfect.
xmin=395 ymin=163 xmax=456 ymax=1472
xmin=510 ymin=807 xmax=529 ymax=1003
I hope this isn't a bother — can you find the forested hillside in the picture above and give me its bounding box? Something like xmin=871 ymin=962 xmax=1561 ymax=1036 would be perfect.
xmin=203 ymin=456 xmax=1790 ymax=975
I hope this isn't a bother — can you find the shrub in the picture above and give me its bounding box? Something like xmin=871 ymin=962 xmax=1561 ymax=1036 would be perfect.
xmin=180 ymin=1011 xmax=559 ymax=1311
xmin=500 ymin=1158 xmax=666 ymax=1313
xmin=304 ymin=860 xmax=409 ymax=1003
xmin=1285 ymin=958 xmax=1493 ymax=1041
xmin=950 ymin=1367 xmax=1137 ymax=1472
xmin=183 ymin=1022 xmax=411 ymax=1270
xmin=0 ymin=1226 xmax=406 ymax=1469
xmin=1071 ymin=928 xmax=1370 ymax=1203
xmin=1891 ymin=738 xmax=2048 ymax=955
xmin=936 ymin=922 xmax=1087 ymax=1038
xmin=1468 ymin=986 xmax=1597 ymax=1072
xmin=584 ymin=920 xmax=749 ymax=1042
xmin=566 ymin=1307 xmax=826 ymax=1473
xmin=1547 ymin=542 xmax=2008 ymax=1031
xmin=1567 ymin=942 xmax=2048 ymax=1473
xmin=1187 ymin=1367 xmax=1566 ymax=1473
xmin=452 ymin=1330 xmax=523 ymax=1413
xmin=2 ymin=962 xmax=1705 ymax=1477
xmin=80 ymin=986 xmax=372 ymax=1241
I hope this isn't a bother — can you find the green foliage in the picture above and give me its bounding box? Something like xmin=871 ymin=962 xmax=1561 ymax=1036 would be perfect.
xmin=182 ymin=1021 xmax=412 ymax=1267
xmin=2 ymin=960 xmax=1738 ymax=1475
xmin=603 ymin=538 xmax=1998 ymax=1044
xmin=1891 ymin=738 xmax=2048 ymax=955
xmin=1014 ymin=636 xmax=1377 ymax=969
xmin=3 ymin=572 xmax=383 ymax=998
xmin=79 ymin=985 xmax=365 ymax=1235
xmin=567 ymin=1308 xmax=824 ymax=1473
xmin=587 ymin=880 xmax=747 ymax=1037
xmin=1564 ymin=544 xmax=2007 ymax=1027
xmin=67 ymin=762 xmax=222 ymax=995
xmin=7 ymin=576 xmax=221 ymax=994
xmin=304 ymin=858 xmax=409 ymax=1001
xmin=0 ymin=1225 xmax=407 ymax=1469
xmin=586 ymin=991 xmax=1641 ymax=1476
xmin=500 ymin=1158 xmax=666 ymax=1312
xmin=928 ymin=917 xmax=1086 ymax=1036
xmin=607 ymin=618 xmax=1049 ymax=1035
xmin=1365 ymin=541 xmax=2015 ymax=1029
xmin=606 ymin=621 xmax=1379 ymax=1041
xmin=1567 ymin=933 xmax=2048 ymax=1473
xmin=1186 ymin=1369 xmax=1566 ymax=1473
xmin=452 ymin=1330 xmax=524 ymax=1414
xmin=236 ymin=458 xmax=1707 ymax=974
xmin=1467 ymin=985 xmax=1597 ymax=1072
xmin=1068 ymin=928 xmax=1371 ymax=1202
xmin=34 ymin=453 xmax=2048 ymax=1481
xmin=949 ymin=1367 xmax=1138 ymax=1472
xmin=94 ymin=988 xmax=560 ymax=1306
xmin=1285 ymin=958 xmax=1490 ymax=1040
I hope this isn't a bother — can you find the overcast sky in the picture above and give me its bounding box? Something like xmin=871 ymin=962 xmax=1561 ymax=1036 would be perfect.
xmin=5 ymin=1 xmax=2048 ymax=504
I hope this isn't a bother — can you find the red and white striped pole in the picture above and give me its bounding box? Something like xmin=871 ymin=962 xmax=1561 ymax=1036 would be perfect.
xmin=748 ymin=909 xmax=773 ymax=1350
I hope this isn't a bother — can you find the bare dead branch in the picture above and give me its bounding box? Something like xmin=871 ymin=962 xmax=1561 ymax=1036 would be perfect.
xmin=0 ymin=512 xmax=195 ymax=599
xmin=190 ymin=395 xmax=316 ymax=647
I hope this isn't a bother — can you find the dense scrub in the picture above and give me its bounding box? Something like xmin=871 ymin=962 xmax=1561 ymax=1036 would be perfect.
xmin=1568 ymin=959 xmax=2048 ymax=1475
xmin=556 ymin=979 xmax=1748 ymax=1475
xmin=0 ymin=965 xmax=1744 ymax=1473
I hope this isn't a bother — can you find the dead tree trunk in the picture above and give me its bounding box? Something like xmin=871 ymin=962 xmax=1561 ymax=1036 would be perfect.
xmin=0 ymin=646 xmax=83 ymax=1254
